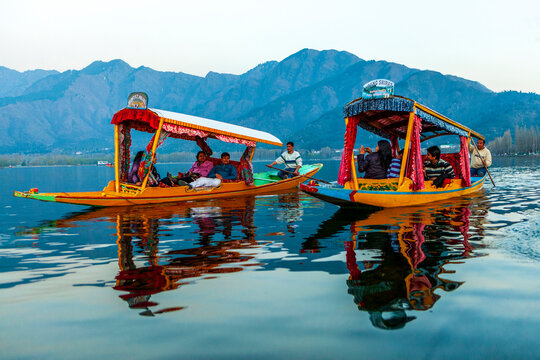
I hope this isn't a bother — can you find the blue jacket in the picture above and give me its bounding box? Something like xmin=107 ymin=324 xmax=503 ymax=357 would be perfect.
xmin=207 ymin=164 xmax=237 ymax=180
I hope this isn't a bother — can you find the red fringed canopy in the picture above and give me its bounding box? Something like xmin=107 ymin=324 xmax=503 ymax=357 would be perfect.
xmin=111 ymin=108 xmax=161 ymax=130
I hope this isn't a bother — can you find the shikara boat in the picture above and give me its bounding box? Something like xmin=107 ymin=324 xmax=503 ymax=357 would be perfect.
xmin=300 ymin=80 xmax=485 ymax=207
xmin=14 ymin=92 xmax=321 ymax=207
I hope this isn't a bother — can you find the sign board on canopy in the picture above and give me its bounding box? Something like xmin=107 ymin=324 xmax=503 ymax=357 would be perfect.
xmin=362 ymin=79 xmax=394 ymax=99
xmin=127 ymin=92 xmax=148 ymax=109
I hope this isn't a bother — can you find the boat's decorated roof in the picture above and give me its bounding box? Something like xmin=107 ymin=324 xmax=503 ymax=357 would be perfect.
xmin=343 ymin=96 xmax=484 ymax=141
xmin=111 ymin=107 xmax=282 ymax=146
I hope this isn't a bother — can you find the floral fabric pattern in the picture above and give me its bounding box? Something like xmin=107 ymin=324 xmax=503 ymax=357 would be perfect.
xmin=405 ymin=115 xmax=424 ymax=191
xmin=338 ymin=116 xmax=359 ymax=185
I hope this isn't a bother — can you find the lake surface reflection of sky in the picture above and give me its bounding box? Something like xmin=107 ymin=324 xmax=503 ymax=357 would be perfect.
xmin=1 ymin=158 xmax=540 ymax=359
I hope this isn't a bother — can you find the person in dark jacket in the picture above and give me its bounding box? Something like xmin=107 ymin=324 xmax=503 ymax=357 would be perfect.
xmin=128 ymin=151 xmax=144 ymax=185
xmin=357 ymin=140 xmax=393 ymax=179
xmin=207 ymin=152 xmax=237 ymax=180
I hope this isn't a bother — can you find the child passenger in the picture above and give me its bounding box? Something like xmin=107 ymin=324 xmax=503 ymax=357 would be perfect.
xmin=387 ymin=149 xmax=404 ymax=178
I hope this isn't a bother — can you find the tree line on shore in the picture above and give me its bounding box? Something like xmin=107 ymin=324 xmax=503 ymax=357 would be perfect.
xmin=0 ymin=147 xmax=342 ymax=167
xmin=487 ymin=125 xmax=540 ymax=155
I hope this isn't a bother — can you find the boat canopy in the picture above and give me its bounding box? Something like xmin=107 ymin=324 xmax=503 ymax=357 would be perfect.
xmin=111 ymin=107 xmax=282 ymax=147
xmin=111 ymin=98 xmax=283 ymax=191
xmin=338 ymin=94 xmax=483 ymax=190
xmin=344 ymin=96 xmax=483 ymax=141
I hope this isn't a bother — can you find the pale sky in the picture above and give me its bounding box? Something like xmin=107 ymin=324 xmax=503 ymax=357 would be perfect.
xmin=1 ymin=0 xmax=539 ymax=94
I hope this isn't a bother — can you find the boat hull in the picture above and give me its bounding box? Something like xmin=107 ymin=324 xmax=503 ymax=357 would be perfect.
xmin=300 ymin=176 xmax=486 ymax=208
xmin=14 ymin=165 xmax=322 ymax=207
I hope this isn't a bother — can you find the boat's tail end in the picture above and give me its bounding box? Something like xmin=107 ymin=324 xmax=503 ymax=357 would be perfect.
xmin=13 ymin=189 xmax=58 ymax=203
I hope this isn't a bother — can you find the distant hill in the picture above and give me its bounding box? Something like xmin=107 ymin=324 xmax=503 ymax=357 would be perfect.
xmin=0 ymin=67 xmax=59 ymax=98
xmin=0 ymin=49 xmax=539 ymax=153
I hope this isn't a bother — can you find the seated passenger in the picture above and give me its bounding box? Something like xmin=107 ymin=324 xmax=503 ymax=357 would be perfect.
xmin=386 ymin=149 xmax=404 ymax=178
xmin=128 ymin=151 xmax=144 ymax=185
xmin=147 ymin=157 xmax=163 ymax=187
xmin=207 ymin=152 xmax=237 ymax=181
xmin=357 ymin=140 xmax=392 ymax=179
xmin=177 ymin=151 xmax=214 ymax=184
xmin=423 ymin=146 xmax=455 ymax=188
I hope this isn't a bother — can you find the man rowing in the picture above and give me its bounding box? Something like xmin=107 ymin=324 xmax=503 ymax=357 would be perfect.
xmin=267 ymin=141 xmax=302 ymax=179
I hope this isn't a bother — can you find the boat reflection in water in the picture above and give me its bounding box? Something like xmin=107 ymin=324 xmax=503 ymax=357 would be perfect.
xmin=113 ymin=196 xmax=258 ymax=316
xmin=275 ymin=191 xmax=304 ymax=234
xmin=25 ymin=196 xmax=259 ymax=316
xmin=14 ymin=189 xmax=490 ymax=325
xmin=305 ymin=196 xmax=489 ymax=330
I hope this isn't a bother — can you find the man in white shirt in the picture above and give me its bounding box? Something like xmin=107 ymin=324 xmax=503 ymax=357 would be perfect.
xmin=267 ymin=141 xmax=302 ymax=179
xmin=469 ymin=138 xmax=492 ymax=177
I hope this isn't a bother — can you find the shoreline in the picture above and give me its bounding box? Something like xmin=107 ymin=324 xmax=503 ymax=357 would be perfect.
xmin=2 ymin=155 xmax=538 ymax=169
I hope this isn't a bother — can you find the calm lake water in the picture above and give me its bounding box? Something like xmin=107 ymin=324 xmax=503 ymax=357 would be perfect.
xmin=1 ymin=158 xmax=539 ymax=359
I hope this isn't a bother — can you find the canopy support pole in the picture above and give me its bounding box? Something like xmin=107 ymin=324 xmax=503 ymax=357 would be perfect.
xmin=398 ymin=107 xmax=416 ymax=187
xmin=114 ymin=124 xmax=120 ymax=193
xmin=351 ymin=151 xmax=359 ymax=190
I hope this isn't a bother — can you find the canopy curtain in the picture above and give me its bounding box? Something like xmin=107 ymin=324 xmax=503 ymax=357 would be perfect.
xmin=138 ymin=129 xmax=170 ymax=185
xmin=338 ymin=116 xmax=359 ymax=185
xmin=405 ymin=115 xmax=424 ymax=191
xmin=459 ymin=136 xmax=471 ymax=187
xmin=119 ymin=123 xmax=131 ymax=182
xmin=240 ymin=146 xmax=255 ymax=185
xmin=215 ymin=134 xmax=257 ymax=147
xmin=390 ymin=135 xmax=399 ymax=158
xmin=195 ymin=136 xmax=213 ymax=156
xmin=163 ymin=123 xmax=209 ymax=142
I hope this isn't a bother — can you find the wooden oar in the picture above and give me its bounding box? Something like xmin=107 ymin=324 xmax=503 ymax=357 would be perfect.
xmin=471 ymin=138 xmax=496 ymax=186
xmin=265 ymin=165 xmax=332 ymax=184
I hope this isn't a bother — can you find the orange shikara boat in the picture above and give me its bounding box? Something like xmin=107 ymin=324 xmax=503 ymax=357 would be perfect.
xmin=14 ymin=92 xmax=322 ymax=207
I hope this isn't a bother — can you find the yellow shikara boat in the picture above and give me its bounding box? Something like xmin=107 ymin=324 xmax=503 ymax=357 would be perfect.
xmin=14 ymin=92 xmax=321 ymax=207
xmin=301 ymin=80 xmax=486 ymax=207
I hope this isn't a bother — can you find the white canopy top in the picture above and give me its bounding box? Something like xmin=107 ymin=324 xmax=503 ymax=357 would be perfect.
xmin=150 ymin=108 xmax=282 ymax=146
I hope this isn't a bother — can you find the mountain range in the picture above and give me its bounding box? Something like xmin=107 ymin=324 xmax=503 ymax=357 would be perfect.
xmin=1 ymin=49 xmax=539 ymax=154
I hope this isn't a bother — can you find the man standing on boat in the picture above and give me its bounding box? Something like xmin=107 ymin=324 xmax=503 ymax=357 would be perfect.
xmin=267 ymin=141 xmax=302 ymax=179
xmin=469 ymin=139 xmax=492 ymax=177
